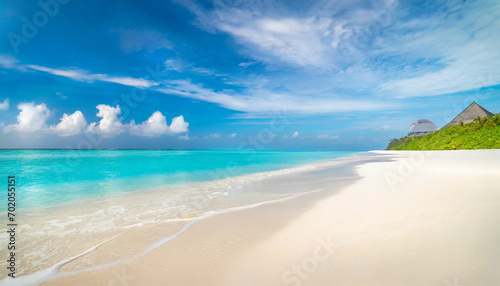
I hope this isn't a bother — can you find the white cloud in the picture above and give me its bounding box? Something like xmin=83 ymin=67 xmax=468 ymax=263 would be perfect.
xmin=179 ymin=0 xmax=395 ymax=69
xmin=56 ymin=92 xmax=68 ymax=100
xmin=165 ymin=58 xmax=185 ymax=72
xmin=217 ymin=16 xmax=332 ymax=67
xmin=178 ymin=1 xmax=500 ymax=99
xmin=2 ymin=102 xmax=187 ymax=138
xmin=4 ymin=102 xmax=51 ymax=134
xmin=130 ymin=112 xmax=189 ymax=137
xmin=27 ymin=65 xmax=157 ymax=88
xmin=227 ymin=133 xmax=237 ymax=138
xmin=0 ymin=55 xmax=19 ymax=69
xmin=27 ymin=65 xmax=94 ymax=81
xmin=0 ymin=98 xmax=9 ymax=110
xmin=317 ymin=134 xmax=329 ymax=139
xmin=238 ymin=61 xmax=256 ymax=68
xmin=87 ymin=105 xmax=126 ymax=138
xmin=130 ymin=111 xmax=169 ymax=137
xmin=169 ymin=115 xmax=189 ymax=133
xmin=291 ymin=131 xmax=299 ymax=138
xmin=377 ymin=1 xmax=500 ymax=97
xmin=50 ymin=111 xmax=87 ymax=137
xmin=157 ymin=80 xmax=390 ymax=114
xmin=209 ymin=133 xmax=221 ymax=139
xmin=191 ymin=67 xmax=214 ymax=76
xmin=178 ymin=134 xmax=190 ymax=140
xmin=0 ymin=58 xmax=157 ymax=88
xmin=330 ymin=135 xmax=340 ymax=140
xmin=179 ymin=0 xmax=342 ymax=68
xmin=3 ymin=102 xmax=89 ymax=137
xmin=102 ymin=76 xmax=156 ymax=88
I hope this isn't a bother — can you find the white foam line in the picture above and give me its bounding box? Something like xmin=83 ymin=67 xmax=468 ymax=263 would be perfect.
xmin=5 ymin=188 xmax=325 ymax=286
xmin=0 ymin=233 xmax=124 ymax=286
xmin=163 ymin=188 xmax=325 ymax=223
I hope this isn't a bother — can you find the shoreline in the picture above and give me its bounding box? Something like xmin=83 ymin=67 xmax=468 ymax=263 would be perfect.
xmin=2 ymin=152 xmax=375 ymax=285
xmin=0 ymin=150 xmax=359 ymax=212
xmin=8 ymin=150 xmax=500 ymax=285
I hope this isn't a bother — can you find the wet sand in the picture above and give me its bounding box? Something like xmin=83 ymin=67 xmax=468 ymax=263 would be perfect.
xmin=39 ymin=150 xmax=500 ymax=285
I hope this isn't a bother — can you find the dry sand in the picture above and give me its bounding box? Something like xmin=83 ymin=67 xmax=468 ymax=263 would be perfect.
xmin=44 ymin=150 xmax=500 ymax=286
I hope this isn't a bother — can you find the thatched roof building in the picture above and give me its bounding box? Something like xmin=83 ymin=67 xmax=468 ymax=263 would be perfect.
xmin=408 ymin=119 xmax=437 ymax=137
xmin=442 ymin=102 xmax=494 ymax=129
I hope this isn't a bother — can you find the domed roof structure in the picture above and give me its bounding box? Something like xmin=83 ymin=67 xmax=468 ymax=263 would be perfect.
xmin=408 ymin=119 xmax=437 ymax=137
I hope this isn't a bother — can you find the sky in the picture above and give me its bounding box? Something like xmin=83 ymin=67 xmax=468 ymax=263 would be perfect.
xmin=0 ymin=0 xmax=499 ymax=150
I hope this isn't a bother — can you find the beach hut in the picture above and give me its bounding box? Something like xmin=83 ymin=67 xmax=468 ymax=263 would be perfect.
xmin=407 ymin=119 xmax=437 ymax=137
xmin=442 ymin=101 xmax=494 ymax=129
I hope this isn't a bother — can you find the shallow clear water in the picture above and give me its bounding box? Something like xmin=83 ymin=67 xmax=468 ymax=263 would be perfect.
xmin=0 ymin=150 xmax=364 ymax=283
xmin=0 ymin=150 xmax=356 ymax=210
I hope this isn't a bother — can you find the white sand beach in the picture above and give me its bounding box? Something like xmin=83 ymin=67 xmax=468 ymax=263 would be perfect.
xmin=42 ymin=150 xmax=500 ymax=286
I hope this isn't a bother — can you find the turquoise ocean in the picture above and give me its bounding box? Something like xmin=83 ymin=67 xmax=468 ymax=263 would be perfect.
xmin=0 ymin=149 xmax=361 ymax=284
xmin=0 ymin=150 xmax=356 ymax=210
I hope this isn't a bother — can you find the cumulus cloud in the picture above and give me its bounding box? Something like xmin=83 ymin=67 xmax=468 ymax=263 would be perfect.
xmin=2 ymin=102 xmax=188 ymax=138
xmin=0 ymin=98 xmax=9 ymax=110
xmin=169 ymin=115 xmax=189 ymax=133
xmin=130 ymin=111 xmax=169 ymax=137
xmin=291 ymin=131 xmax=300 ymax=138
xmin=130 ymin=112 xmax=189 ymax=137
xmin=3 ymin=102 xmax=89 ymax=136
xmin=4 ymin=102 xmax=51 ymax=134
xmin=87 ymin=105 xmax=126 ymax=138
xmin=178 ymin=134 xmax=190 ymax=140
xmin=50 ymin=111 xmax=87 ymax=137
xmin=227 ymin=133 xmax=237 ymax=138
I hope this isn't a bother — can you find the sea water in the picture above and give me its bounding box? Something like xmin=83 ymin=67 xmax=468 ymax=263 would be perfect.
xmin=0 ymin=150 xmax=360 ymax=284
xmin=0 ymin=150 xmax=356 ymax=210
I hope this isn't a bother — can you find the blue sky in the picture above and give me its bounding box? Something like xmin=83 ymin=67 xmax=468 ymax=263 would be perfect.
xmin=0 ymin=0 xmax=499 ymax=150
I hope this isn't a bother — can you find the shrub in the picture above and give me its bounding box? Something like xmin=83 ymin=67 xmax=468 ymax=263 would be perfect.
xmin=386 ymin=116 xmax=500 ymax=150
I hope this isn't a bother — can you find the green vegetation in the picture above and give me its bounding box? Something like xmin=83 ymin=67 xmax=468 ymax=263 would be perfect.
xmin=386 ymin=114 xmax=500 ymax=150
